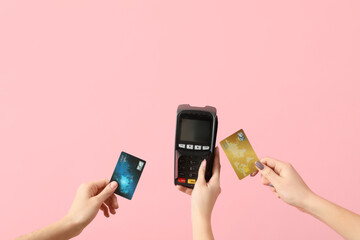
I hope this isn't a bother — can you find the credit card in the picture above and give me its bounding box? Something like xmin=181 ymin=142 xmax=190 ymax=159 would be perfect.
xmin=110 ymin=152 xmax=146 ymax=200
xmin=220 ymin=129 xmax=258 ymax=180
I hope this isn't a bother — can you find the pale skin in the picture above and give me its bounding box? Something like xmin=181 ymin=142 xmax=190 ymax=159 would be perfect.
xmin=253 ymin=157 xmax=360 ymax=240
xmin=177 ymin=147 xmax=221 ymax=240
xmin=14 ymin=155 xmax=360 ymax=239
xmin=177 ymin=149 xmax=360 ymax=240
xmin=15 ymin=179 xmax=119 ymax=240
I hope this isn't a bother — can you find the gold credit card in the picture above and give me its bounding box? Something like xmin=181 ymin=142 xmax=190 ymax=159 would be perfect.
xmin=220 ymin=129 xmax=258 ymax=180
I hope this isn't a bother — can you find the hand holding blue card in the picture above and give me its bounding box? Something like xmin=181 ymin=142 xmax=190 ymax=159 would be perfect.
xmin=110 ymin=152 xmax=146 ymax=200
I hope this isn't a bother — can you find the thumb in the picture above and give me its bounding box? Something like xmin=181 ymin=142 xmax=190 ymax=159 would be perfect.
xmin=255 ymin=161 xmax=281 ymax=186
xmin=196 ymin=160 xmax=206 ymax=185
xmin=95 ymin=181 xmax=118 ymax=204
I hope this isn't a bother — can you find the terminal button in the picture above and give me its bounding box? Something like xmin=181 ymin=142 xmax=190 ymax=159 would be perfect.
xmin=189 ymin=173 xmax=197 ymax=178
xmin=178 ymin=178 xmax=186 ymax=183
xmin=188 ymin=179 xmax=196 ymax=184
xmin=203 ymin=146 xmax=210 ymax=150
xmin=189 ymin=160 xmax=197 ymax=165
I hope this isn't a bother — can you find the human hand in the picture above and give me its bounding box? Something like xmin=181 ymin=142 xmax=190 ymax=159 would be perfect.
xmin=177 ymin=148 xmax=221 ymax=240
xmin=65 ymin=179 xmax=119 ymax=235
xmin=177 ymin=147 xmax=221 ymax=220
xmin=191 ymin=148 xmax=221 ymax=221
xmin=254 ymin=158 xmax=314 ymax=211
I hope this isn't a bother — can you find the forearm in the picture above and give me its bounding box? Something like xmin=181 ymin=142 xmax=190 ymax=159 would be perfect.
xmin=303 ymin=193 xmax=360 ymax=240
xmin=191 ymin=213 xmax=214 ymax=240
xmin=15 ymin=215 xmax=82 ymax=240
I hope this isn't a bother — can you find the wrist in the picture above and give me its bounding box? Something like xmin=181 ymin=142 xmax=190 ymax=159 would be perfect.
xmin=191 ymin=207 xmax=211 ymax=224
xmin=192 ymin=213 xmax=211 ymax=226
xmin=191 ymin=213 xmax=213 ymax=240
xmin=61 ymin=215 xmax=84 ymax=238
xmin=191 ymin=210 xmax=212 ymax=231
xmin=300 ymin=191 xmax=321 ymax=214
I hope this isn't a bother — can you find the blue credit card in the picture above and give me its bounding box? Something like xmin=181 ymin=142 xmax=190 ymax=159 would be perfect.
xmin=110 ymin=152 xmax=146 ymax=200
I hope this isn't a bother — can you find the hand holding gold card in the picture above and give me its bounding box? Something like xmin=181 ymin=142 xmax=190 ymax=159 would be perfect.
xmin=220 ymin=129 xmax=259 ymax=180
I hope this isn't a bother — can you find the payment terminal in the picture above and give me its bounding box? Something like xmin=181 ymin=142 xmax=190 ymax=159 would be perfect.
xmin=174 ymin=104 xmax=218 ymax=188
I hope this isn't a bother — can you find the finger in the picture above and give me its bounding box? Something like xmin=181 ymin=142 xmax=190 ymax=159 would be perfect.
xmin=196 ymin=160 xmax=206 ymax=185
xmin=106 ymin=203 xmax=116 ymax=215
xmin=89 ymin=178 xmax=109 ymax=190
xmin=86 ymin=179 xmax=109 ymax=196
xmin=260 ymin=157 xmax=287 ymax=175
xmin=94 ymin=181 xmax=118 ymax=204
xmin=100 ymin=203 xmax=110 ymax=218
xmin=250 ymin=170 xmax=259 ymax=177
xmin=104 ymin=200 xmax=116 ymax=215
xmin=211 ymin=147 xmax=221 ymax=179
xmin=110 ymin=209 xmax=116 ymax=215
xmin=112 ymin=194 xmax=119 ymax=209
xmin=255 ymin=161 xmax=281 ymax=186
xmin=104 ymin=195 xmax=118 ymax=215
xmin=261 ymin=175 xmax=271 ymax=186
xmin=105 ymin=194 xmax=118 ymax=210
xmin=176 ymin=185 xmax=193 ymax=195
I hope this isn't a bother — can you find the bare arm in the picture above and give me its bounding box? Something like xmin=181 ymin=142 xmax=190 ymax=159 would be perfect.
xmin=254 ymin=158 xmax=360 ymax=240
xmin=15 ymin=179 xmax=119 ymax=240
xmin=177 ymin=147 xmax=221 ymax=240
xmin=15 ymin=216 xmax=81 ymax=240
xmin=303 ymin=193 xmax=360 ymax=240
xmin=191 ymin=215 xmax=214 ymax=240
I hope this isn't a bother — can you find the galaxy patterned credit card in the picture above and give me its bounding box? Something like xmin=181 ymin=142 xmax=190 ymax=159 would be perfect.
xmin=110 ymin=152 xmax=146 ymax=200
xmin=220 ymin=129 xmax=259 ymax=180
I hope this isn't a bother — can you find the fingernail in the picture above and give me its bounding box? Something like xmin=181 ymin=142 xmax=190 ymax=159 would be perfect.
xmin=255 ymin=161 xmax=264 ymax=170
xmin=269 ymin=183 xmax=274 ymax=187
xmin=110 ymin=181 xmax=118 ymax=190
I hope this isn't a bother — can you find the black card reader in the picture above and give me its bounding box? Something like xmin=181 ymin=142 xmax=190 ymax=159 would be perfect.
xmin=174 ymin=104 xmax=218 ymax=188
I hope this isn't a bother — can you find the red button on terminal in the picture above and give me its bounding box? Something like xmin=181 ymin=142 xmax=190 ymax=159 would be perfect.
xmin=178 ymin=178 xmax=186 ymax=183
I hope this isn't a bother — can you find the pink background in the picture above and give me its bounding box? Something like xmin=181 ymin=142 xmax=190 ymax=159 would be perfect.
xmin=1 ymin=1 xmax=360 ymax=239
